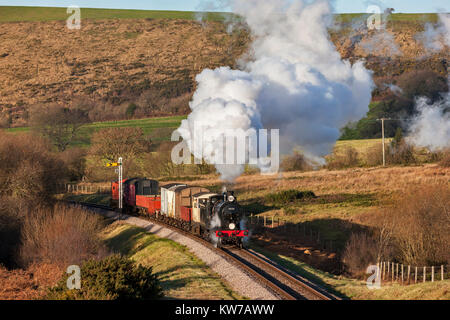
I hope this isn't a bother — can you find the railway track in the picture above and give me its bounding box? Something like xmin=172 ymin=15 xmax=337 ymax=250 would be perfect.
xmin=71 ymin=201 xmax=337 ymax=301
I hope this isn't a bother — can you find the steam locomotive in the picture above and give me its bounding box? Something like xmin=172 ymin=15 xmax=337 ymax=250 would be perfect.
xmin=111 ymin=178 xmax=249 ymax=247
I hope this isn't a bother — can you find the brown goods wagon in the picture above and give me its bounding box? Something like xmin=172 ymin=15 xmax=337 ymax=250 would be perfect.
xmin=174 ymin=186 xmax=209 ymax=220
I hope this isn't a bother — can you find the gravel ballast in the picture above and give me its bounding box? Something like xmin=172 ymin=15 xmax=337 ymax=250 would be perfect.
xmin=94 ymin=208 xmax=279 ymax=300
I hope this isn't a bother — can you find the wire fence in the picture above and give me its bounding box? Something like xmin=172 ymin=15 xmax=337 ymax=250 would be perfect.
xmin=55 ymin=183 xmax=110 ymax=195
xmin=377 ymin=262 xmax=449 ymax=285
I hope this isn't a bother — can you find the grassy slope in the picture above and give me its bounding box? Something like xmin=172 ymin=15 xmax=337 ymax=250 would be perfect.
xmin=6 ymin=114 xmax=389 ymax=150
xmin=251 ymin=245 xmax=450 ymax=300
xmin=102 ymin=223 xmax=244 ymax=300
xmin=0 ymin=7 xmax=438 ymax=23
xmin=0 ymin=6 xmax=230 ymax=22
xmin=7 ymin=115 xmax=186 ymax=147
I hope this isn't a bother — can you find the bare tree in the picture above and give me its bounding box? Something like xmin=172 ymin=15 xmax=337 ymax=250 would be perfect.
xmin=30 ymin=104 xmax=89 ymax=152
xmin=89 ymin=127 xmax=150 ymax=162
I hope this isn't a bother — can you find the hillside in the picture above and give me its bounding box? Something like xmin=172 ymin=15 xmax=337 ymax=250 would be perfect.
xmin=0 ymin=7 xmax=448 ymax=127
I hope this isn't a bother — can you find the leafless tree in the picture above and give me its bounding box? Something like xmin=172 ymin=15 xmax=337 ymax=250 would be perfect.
xmin=30 ymin=104 xmax=89 ymax=152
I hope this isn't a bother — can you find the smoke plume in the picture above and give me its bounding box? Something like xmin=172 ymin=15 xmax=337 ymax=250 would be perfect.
xmin=177 ymin=0 xmax=373 ymax=181
xmin=416 ymin=13 xmax=450 ymax=52
xmin=407 ymin=96 xmax=450 ymax=152
xmin=407 ymin=14 xmax=450 ymax=151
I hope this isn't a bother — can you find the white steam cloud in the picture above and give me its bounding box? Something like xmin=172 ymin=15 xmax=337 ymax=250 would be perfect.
xmin=177 ymin=0 xmax=373 ymax=181
xmin=416 ymin=13 xmax=450 ymax=52
xmin=407 ymin=14 xmax=450 ymax=152
xmin=407 ymin=95 xmax=450 ymax=152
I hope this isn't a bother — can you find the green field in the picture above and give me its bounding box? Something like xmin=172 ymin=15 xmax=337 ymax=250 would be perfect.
xmin=0 ymin=6 xmax=232 ymax=23
xmin=0 ymin=6 xmax=439 ymax=23
xmin=6 ymin=115 xmax=392 ymax=151
xmin=7 ymin=115 xmax=187 ymax=148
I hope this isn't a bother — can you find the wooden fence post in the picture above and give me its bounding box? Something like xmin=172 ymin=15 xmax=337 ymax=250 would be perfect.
xmin=432 ymin=266 xmax=434 ymax=282
xmin=271 ymin=216 xmax=274 ymax=229
xmin=415 ymin=267 xmax=418 ymax=284
xmin=423 ymin=267 xmax=426 ymax=283
xmin=442 ymin=265 xmax=444 ymax=281
xmin=401 ymin=264 xmax=404 ymax=284
xmin=264 ymin=215 xmax=266 ymax=227
xmin=392 ymin=262 xmax=394 ymax=282
xmin=383 ymin=262 xmax=386 ymax=280
xmin=407 ymin=265 xmax=411 ymax=284
xmin=396 ymin=263 xmax=399 ymax=281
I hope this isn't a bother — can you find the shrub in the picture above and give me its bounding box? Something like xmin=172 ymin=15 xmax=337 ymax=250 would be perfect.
xmin=59 ymin=147 xmax=87 ymax=182
xmin=265 ymin=190 xmax=316 ymax=205
xmin=280 ymin=151 xmax=312 ymax=172
xmin=46 ymin=255 xmax=163 ymax=300
xmin=342 ymin=233 xmax=380 ymax=277
xmin=365 ymin=144 xmax=383 ymax=166
xmin=125 ymin=103 xmax=138 ymax=119
xmin=0 ymin=132 xmax=66 ymax=206
xmin=20 ymin=205 xmax=108 ymax=266
xmin=387 ymin=142 xmax=416 ymax=165
xmin=385 ymin=183 xmax=450 ymax=266
xmin=327 ymin=147 xmax=359 ymax=170
xmin=440 ymin=150 xmax=450 ymax=167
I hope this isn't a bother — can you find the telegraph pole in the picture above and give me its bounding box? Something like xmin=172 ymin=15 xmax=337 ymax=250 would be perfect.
xmin=377 ymin=118 xmax=390 ymax=167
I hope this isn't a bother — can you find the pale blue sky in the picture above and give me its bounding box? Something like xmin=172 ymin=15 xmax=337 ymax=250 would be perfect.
xmin=0 ymin=0 xmax=448 ymax=13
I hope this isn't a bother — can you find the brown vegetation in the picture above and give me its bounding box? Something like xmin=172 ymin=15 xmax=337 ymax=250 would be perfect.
xmin=0 ymin=19 xmax=250 ymax=126
xmin=280 ymin=151 xmax=312 ymax=172
xmin=20 ymin=205 xmax=108 ymax=267
xmin=344 ymin=183 xmax=450 ymax=276
xmin=327 ymin=147 xmax=360 ymax=170
xmin=29 ymin=104 xmax=89 ymax=151
xmin=0 ymin=132 xmax=65 ymax=205
xmin=0 ymin=263 xmax=62 ymax=300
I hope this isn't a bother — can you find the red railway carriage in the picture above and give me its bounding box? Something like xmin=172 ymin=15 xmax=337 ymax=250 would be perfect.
xmin=111 ymin=178 xmax=160 ymax=213
xmin=111 ymin=179 xmax=127 ymax=201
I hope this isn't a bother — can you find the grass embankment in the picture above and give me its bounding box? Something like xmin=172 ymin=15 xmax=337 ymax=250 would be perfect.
xmin=0 ymin=6 xmax=232 ymax=23
xmin=251 ymin=245 xmax=450 ymax=300
xmin=101 ymin=223 xmax=244 ymax=300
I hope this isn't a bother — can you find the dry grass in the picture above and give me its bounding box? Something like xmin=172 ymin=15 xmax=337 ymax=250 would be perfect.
xmin=0 ymin=263 xmax=62 ymax=300
xmin=0 ymin=19 xmax=248 ymax=125
xmin=20 ymin=204 xmax=108 ymax=266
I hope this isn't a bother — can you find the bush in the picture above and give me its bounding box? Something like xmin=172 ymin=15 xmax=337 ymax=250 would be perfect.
xmin=265 ymin=190 xmax=316 ymax=205
xmin=20 ymin=205 xmax=108 ymax=266
xmin=365 ymin=144 xmax=384 ymax=166
xmin=386 ymin=184 xmax=450 ymax=266
xmin=0 ymin=132 xmax=66 ymax=206
xmin=59 ymin=147 xmax=87 ymax=182
xmin=46 ymin=255 xmax=163 ymax=300
xmin=280 ymin=151 xmax=312 ymax=172
xmin=327 ymin=147 xmax=360 ymax=170
xmin=387 ymin=142 xmax=416 ymax=165
xmin=342 ymin=233 xmax=381 ymax=277
xmin=440 ymin=150 xmax=450 ymax=167
xmin=125 ymin=103 xmax=138 ymax=119
xmin=344 ymin=183 xmax=450 ymax=273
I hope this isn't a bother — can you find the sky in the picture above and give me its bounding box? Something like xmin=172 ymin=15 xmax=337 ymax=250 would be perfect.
xmin=0 ymin=0 xmax=448 ymax=13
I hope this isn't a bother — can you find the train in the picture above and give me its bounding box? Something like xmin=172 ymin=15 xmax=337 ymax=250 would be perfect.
xmin=110 ymin=178 xmax=249 ymax=248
